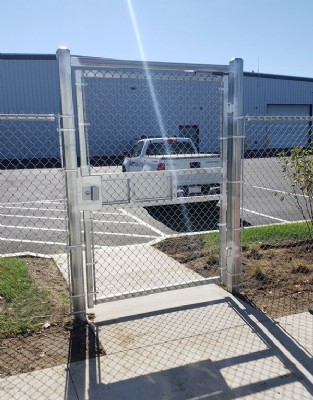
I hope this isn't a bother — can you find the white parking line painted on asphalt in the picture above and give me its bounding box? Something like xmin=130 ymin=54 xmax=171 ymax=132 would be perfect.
xmin=0 ymin=237 xmax=65 ymax=245
xmin=0 ymin=214 xmax=144 ymax=228
xmin=0 ymin=200 xmax=64 ymax=206
xmin=93 ymin=231 xmax=159 ymax=239
xmin=93 ymin=211 xmax=124 ymax=216
xmin=93 ymin=219 xmax=142 ymax=225
xmin=0 ymin=214 xmax=142 ymax=226
xmin=0 ymin=224 xmax=157 ymax=239
xmin=0 ymin=224 xmax=66 ymax=232
xmin=251 ymin=185 xmax=309 ymax=198
xmin=0 ymin=206 xmax=66 ymax=212
xmin=0 ymin=213 xmax=65 ymax=221
xmin=119 ymin=209 xmax=165 ymax=237
xmin=242 ymin=208 xmax=289 ymax=223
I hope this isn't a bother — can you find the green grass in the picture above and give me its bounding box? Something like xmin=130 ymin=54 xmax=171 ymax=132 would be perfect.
xmin=204 ymin=221 xmax=312 ymax=250
xmin=0 ymin=258 xmax=48 ymax=337
xmin=241 ymin=222 xmax=312 ymax=245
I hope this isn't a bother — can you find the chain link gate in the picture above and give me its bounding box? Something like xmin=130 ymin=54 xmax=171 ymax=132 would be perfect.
xmin=57 ymin=48 xmax=244 ymax=314
xmin=75 ymin=58 xmax=224 ymax=307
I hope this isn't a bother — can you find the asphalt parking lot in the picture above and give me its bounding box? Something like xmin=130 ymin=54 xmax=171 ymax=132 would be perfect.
xmin=0 ymin=157 xmax=308 ymax=256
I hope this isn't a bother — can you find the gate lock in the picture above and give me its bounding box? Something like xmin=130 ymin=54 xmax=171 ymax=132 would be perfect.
xmin=77 ymin=175 xmax=102 ymax=211
xmin=82 ymin=186 xmax=100 ymax=201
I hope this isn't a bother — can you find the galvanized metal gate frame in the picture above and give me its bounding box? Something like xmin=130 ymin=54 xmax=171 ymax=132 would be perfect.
xmin=56 ymin=47 xmax=243 ymax=323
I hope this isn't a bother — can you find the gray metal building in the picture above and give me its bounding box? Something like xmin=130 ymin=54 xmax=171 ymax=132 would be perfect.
xmin=1 ymin=53 xmax=313 ymax=163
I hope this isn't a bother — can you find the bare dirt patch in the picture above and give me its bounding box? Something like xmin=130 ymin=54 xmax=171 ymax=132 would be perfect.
xmin=0 ymin=257 xmax=102 ymax=377
xmin=155 ymin=236 xmax=313 ymax=319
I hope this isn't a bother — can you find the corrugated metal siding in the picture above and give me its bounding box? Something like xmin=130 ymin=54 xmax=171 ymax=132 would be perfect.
xmin=0 ymin=59 xmax=60 ymax=113
xmin=2 ymin=55 xmax=313 ymax=160
xmin=244 ymin=75 xmax=313 ymax=151
xmin=2 ymin=57 xmax=313 ymax=118
xmin=0 ymin=58 xmax=61 ymax=161
xmin=244 ymin=75 xmax=313 ymax=116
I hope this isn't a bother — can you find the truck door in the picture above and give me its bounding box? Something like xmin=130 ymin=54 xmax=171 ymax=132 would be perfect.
xmin=128 ymin=141 xmax=144 ymax=171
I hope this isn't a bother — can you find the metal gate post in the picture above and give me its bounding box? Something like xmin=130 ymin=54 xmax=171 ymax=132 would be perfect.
xmin=75 ymin=69 xmax=96 ymax=309
xmin=57 ymin=47 xmax=86 ymax=324
xmin=220 ymin=74 xmax=228 ymax=285
xmin=226 ymin=58 xmax=244 ymax=293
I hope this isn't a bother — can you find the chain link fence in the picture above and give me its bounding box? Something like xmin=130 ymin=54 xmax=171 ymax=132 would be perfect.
xmin=1 ymin=50 xmax=312 ymax=398
xmin=240 ymin=116 xmax=313 ymax=351
xmin=0 ymin=114 xmax=76 ymax=377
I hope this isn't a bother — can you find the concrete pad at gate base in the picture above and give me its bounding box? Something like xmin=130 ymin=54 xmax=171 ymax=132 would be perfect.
xmin=53 ymin=243 xmax=216 ymax=300
xmin=92 ymin=244 xmax=214 ymax=300
xmin=78 ymin=284 xmax=313 ymax=400
xmin=1 ymin=283 xmax=312 ymax=400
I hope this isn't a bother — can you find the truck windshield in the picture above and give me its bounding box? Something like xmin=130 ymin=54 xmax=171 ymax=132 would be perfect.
xmin=146 ymin=141 xmax=196 ymax=156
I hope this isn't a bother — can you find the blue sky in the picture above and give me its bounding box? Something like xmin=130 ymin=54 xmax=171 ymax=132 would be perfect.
xmin=1 ymin=0 xmax=312 ymax=77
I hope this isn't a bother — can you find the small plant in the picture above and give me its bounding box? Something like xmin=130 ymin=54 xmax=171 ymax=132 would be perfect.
xmin=279 ymin=147 xmax=313 ymax=239
xmin=206 ymin=248 xmax=219 ymax=265
xmin=247 ymin=243 xmax=262 ymax=260
xmin=252 ymin=265 xmax=268 ymax=282
xmin=292 ymin=263 xmax=311 ymax=274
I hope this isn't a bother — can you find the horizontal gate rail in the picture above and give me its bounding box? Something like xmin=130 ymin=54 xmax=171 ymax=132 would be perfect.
xmin=77 ymin=167 xmax=221 ymax=210
xmin=71 ymin=56 xmax=231 ymax=74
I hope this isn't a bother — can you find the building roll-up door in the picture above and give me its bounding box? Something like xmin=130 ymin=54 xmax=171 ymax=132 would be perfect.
xmin=266 ymin=104 xmax=311 ymax=149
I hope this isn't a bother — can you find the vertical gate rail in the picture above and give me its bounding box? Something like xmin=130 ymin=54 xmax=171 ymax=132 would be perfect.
xmin=75 ymin=69 xmax=96 ymax=309
xmin=57 ymin=47 xmax=86 ymax=323
xmin=219 ymin=74 xmax=229 ymax=284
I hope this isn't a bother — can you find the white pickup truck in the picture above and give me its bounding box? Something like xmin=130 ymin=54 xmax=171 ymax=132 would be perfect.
xmin=122 ymin=137 xmax=221 ymax=200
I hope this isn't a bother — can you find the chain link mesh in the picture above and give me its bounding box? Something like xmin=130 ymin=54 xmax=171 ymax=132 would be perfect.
xmin=1 ymin=65 xmax=312 ymax=398
xmin=0 ymin=114 xmax=74 ymax=378
xmin=77 ymin=67 xmax=224 ymax=303
xmin=241 ymin=116 xmax=313 ymax=346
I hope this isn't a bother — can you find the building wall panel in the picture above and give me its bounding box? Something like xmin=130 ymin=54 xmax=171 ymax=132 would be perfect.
xmin=0 ymin=57 xmax=60 ymax=114
xmin=2 ymin=55 xmax=313 ymax=161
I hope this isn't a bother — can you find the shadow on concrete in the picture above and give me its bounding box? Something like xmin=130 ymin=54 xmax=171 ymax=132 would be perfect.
xmin=64 ymin=324 xmax=104 ymax=400
xmin=64 ymin=297 xmax=313 ymax=399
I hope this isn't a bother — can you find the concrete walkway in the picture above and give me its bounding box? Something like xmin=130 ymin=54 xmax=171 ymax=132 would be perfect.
xmin=1 ymin=244 xmax=313 ymax=399
xmin=1 ymin=283 xmax=312 ymax=400
xmin=55 ymin=244 xmax=218 ymax=303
